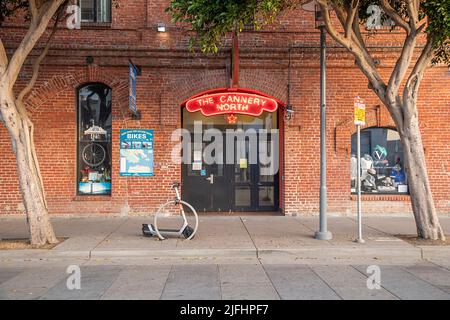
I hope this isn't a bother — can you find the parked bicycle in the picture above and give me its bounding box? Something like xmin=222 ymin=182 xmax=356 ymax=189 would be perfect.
xmin=142 ymin=182 xmax=198 ymax=240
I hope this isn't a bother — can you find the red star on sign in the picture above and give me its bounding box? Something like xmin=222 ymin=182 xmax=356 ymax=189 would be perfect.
xmin=227 ymin=114 xmax=238 ymax=124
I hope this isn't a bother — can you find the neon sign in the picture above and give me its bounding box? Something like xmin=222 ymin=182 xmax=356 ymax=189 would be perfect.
xmin=186 ymin=92 xmax=278 ymax=117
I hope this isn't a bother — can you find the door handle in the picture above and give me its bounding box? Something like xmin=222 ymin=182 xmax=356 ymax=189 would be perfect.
xmin=206 ymin=174 xmax=214 ymax=184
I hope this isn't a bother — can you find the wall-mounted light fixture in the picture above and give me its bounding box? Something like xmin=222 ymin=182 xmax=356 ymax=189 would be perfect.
xmin=284 ymin=104 xmax=294 ymax=122
xmin=157 ymin=23 xmax=166 ymax=33
xmin=301 ymin=0 xmax=326 ymax=28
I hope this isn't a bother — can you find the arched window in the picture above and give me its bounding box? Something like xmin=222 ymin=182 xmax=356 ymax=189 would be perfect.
xmin=350 ymin=127 xmax=408 ymax=194
xmin=77 ymin=83 xmax=112 ymax=195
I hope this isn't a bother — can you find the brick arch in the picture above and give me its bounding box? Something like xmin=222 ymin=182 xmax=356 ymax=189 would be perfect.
xmin=25 ymin=65 xmax=129 ymax=118
xmin=161 ymin=68 xmax=287 ymax=126
xmin=165 ymin=69 xmax=229 ymax=104
xmin=335 ymin=104 xmax=396 ymax=155
xmin=239 ymin=69 xmax=287 ymax=103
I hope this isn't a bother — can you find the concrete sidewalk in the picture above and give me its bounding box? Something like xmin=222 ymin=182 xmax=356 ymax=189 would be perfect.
xmin=0 ymin=216 xmax=449 ymax=263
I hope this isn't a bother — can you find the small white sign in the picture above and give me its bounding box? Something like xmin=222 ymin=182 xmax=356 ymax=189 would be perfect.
xmin=193 ymin=151 xmax=202 ymax=162
xmin=88 ymin=172 xmax=98 ymax=181
xmin=192 ymin=162 xmax=202 ymax=171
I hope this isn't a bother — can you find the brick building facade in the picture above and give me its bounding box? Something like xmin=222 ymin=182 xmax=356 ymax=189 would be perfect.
xmin=0 ymin=1 xmax=449 ymax=217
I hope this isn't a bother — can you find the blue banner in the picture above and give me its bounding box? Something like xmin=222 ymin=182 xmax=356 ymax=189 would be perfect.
xmin=129 ymin=62 xmax=137 ymax=115
xmin=120 ymin=129 xmax=154 ymax=177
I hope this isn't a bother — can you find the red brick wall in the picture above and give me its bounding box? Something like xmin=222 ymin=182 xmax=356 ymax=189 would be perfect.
xmin=0 ymin=2 xmax=449 ymax=216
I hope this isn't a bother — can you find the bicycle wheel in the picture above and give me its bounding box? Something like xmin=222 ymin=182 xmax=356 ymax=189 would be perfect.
xmin=154 ymin=200 xmax=198 ymax=240
xmin=82 ymin=143 xmax=106 ymax=167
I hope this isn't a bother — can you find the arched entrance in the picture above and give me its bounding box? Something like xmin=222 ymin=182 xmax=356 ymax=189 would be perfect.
xmin=180 ymin=88 xmax=285 ymax=213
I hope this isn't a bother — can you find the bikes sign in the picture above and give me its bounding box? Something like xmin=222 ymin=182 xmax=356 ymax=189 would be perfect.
xmin=120 ymin=129 xmax=154 ymax=177
xmin=186 ymin=92 xmax=278 ymax=117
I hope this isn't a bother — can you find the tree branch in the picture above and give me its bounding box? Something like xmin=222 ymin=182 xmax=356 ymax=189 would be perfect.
xmin=29 ymin=0 xmax=39 ymax=21
xmin=406 ymin=0 xmax=419 ymax=30
xmin=317 ymin=0 xmax=404 ymax=128
xmin=333 ymin=5 xmax=362 ymax=50
xmin=351 ymin=9 xmax=365 ymax=50
xmin=403 ymin=37 xmax=434 ymax=121
xmin=387 ymin=31 xmax=417 ymax=101
xmin=17 ymin=4 xmax=64 ymax=103
xmin=345 ymin=0 xmax=359 ymax=39
xmin=317 ymin=1 xmax=383 ymax=89
xmin=4 ymin=0 xmax=65 ymax=90
xmin=333 ymin=3 xmax=378 ymax=77
xmin=0 ymin=39 xmax=8 ymax=75
xmin=379 ymin=0 xmax=411 ymax=33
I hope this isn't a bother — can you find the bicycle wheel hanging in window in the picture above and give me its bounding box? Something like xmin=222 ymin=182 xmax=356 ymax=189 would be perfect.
xmin=82 ymin=143 xmax=106 ymax=167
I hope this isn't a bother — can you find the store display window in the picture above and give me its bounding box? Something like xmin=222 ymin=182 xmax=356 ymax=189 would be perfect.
xmin=350 ymin=127 xmax=408 ymax=194
xmin=77 ymin=83 xmax=112 ymax=195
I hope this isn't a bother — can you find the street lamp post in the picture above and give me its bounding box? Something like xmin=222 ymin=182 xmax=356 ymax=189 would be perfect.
xmin=302 ymin=1 xmax=332 ymax=240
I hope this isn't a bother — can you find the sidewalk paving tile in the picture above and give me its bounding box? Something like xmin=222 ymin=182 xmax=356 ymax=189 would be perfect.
xmin=242 ymin=216 xmax=329 ymax=249
xmin=175 ymin=217 xmax=254 ymax=250
xmin=219 ymin=264 xmax=279 ymax=300
xmin=93 ymin=217 xmax=255 ymax=257
xmin=161 ymin=265 xmax=221 ymax=300
xmin=402 ymin=263 xmax=450 ymax=294
xmin=311 ymin=265 xmax=398 ymax=300
xmin=0 ymin=267 xmax=68 ymax=300
xmin=353 ymin=265 xmax=450 ymax=300
xmin=101 ymin=265 xmax=171 ymax=300
xmin=0 ymin=268 xmax=23 ymax=286
xmin=39 ymin=265 xmax=123 ymax=300
xmin=263 ymin=265 xmax=341 ymax=300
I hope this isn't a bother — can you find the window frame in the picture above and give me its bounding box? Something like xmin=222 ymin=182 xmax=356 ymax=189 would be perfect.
xmin=350 ymin=126 xmax=409 ymax=196
xmin=76 ymin=82 xmax=113 ymax=196
xmin=79 ymin=0 xmax=112 ymax=24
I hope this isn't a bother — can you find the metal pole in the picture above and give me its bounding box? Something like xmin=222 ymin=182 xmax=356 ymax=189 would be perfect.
xmin=356 ymin=124 xmax=365 ymax=243
xmin=315 ymin=25 xmax=332 ymax=240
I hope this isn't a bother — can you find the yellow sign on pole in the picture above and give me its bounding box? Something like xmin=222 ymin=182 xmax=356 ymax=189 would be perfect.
xmin=354 ymin=96 xmax=366 ymax=126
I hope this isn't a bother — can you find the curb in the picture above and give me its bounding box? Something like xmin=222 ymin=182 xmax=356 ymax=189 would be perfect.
xmin=0 ymin=246 xmax=428 ymax=262
xmin=0 ymin=250 xmax=91 ymax=260
xmin=257 ymin=246 xmax=423 ymax=262
xmin=419 ymin=246 xmax=450 ymax=260
xmin=90 ymin=248 xmax=257 ymax=259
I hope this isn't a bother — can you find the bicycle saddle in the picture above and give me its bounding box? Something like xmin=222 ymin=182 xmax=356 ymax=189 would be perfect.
xmin=172 ymin=182 xmax=181 ymax=188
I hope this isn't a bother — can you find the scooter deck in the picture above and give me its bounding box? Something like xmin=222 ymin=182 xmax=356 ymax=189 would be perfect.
xmin=142 ymin=223 xmax=194 ymax=239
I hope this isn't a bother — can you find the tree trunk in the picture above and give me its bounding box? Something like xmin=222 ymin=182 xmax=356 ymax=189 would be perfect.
xmin=399 ymin=108 xmax=445 ymax=241
xmin=0 ymin=87 xmax=58 ymax=246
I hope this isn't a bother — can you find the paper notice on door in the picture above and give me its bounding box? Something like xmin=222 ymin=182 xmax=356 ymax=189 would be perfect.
xmin=192 ymin=162 xmax=202 ymax=171
xmin=193 ymin=151 xmax=202 ymax=162
xmin=240 ymin=158 xmax=248 ymax=169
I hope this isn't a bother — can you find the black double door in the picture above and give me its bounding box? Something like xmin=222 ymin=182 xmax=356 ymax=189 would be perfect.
xmin=182 ymin=124 xmax=279 ymax=212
